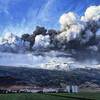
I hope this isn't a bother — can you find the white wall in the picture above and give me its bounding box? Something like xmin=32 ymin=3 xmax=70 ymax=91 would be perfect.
xmin=66 ymin=85 xmax=79 ymax=93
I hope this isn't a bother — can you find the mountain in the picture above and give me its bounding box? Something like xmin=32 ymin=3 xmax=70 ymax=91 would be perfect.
xmin=0 ymin=66 xmax=99 ymax=88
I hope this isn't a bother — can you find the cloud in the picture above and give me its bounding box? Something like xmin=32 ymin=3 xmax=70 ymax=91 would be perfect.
xmin=33 ymin=35 xmax=50 ymax=49
xmin=81 ymin=5 xmax=100 ymax=21
xmin=55 ymin=5 xmax=100 ymax=49
xmin=59 ymin=12 xmax=80 ymax=30
xmin=58 ymin=12 xmax=85 ymax=42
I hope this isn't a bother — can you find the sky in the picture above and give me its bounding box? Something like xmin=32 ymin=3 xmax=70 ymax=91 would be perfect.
xmin=0 ymin=0 xmax=100 ymax=36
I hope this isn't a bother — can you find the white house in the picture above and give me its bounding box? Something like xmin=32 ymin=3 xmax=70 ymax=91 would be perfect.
xmin=43 ymin=88 xmax=58 ymax=93
xmin=66 ymin=85 xmax=79 ymax=93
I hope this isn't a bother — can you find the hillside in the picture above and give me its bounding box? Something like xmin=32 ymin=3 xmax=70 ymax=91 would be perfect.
xmin=0 ymin=66 xmax=100 ymax=88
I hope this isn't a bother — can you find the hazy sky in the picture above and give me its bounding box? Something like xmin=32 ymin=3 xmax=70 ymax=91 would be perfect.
xmin=0 ymin=0 xmax=100 ymax=36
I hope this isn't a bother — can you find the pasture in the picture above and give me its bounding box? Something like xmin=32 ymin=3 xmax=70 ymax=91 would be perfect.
xmin=0 ymin=92 xmax=99 ymax=100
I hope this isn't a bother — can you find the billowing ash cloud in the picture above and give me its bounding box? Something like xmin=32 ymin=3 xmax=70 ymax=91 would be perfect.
xmin=33 ymin=35 xmax=50 ymax=49
xmin=0 ymin=5 xmax=100 ymax=52
xmin=58 ymin=12 xmax=85 ymax=42
xmin=81 ymin=5 xmax=100 ymax=21
xmin=30 ymin=5 xmax=100 ymax=51
xmin=59 ymin=12 xmax=81 ymax=30
xmin=55 ymin=5 xmax=100 ymax=49
xmin=26 ymin=6 xmax=100 ymax=51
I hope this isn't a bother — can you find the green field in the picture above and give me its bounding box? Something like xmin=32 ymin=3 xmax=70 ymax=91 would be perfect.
xmin=0 ymin=93 xmax=99 ymax=100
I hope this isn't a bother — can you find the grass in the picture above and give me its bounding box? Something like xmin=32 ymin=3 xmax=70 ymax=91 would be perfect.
xmin=0 ymin=93 xmax=71 ymax=100
xmin=0 ymin=93 xmax=99 ymax=100
xmin=53 ymin=92 xmax=100 ymax=100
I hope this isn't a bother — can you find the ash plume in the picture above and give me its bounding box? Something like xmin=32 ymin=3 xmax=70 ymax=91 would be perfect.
xmin=29 ymin=5 xmax=100 ymax=51
xmin=54 ymin=5 xmax=100 ymax=50
xmin=1 ymin=5 xmax=100 ymax=52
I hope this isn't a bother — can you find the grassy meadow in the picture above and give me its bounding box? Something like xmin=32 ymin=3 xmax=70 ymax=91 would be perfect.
xmin=0 ymin=93 xmax=99 ymax=100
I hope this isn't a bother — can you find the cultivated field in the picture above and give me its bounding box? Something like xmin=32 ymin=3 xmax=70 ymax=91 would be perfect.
xmin=0 ymin=93 xmax=99 ymax=100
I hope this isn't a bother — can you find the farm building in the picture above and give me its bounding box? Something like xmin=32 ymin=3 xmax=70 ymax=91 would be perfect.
xmin=66 ymin=85 xmax=79 ymax=93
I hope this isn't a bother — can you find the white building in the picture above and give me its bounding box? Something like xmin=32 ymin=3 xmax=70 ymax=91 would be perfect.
xmin=43 ymin=88 xmax=58 ymax=93
xmin=66 ymin=85 xmax=79 ymax=93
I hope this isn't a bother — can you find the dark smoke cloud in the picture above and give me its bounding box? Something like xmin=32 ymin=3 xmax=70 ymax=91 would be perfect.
xmin=1 ymin=6 xmax=100 ymax=52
